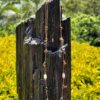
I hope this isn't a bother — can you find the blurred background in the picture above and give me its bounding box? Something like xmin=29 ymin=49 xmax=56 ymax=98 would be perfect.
xmin=0 ymin=0 xmax=100 ymax=100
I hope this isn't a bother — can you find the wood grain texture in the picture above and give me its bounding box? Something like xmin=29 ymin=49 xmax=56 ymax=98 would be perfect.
xmin=62 ymin=18 xmax=71 ymax=100
xmin=16 ymin=0 xmax=71 ymax=100
xmin=16 ymin=19 xmax=35 ymax=100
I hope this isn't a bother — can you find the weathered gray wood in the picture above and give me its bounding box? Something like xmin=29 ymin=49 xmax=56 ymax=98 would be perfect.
xmin=16 ymin=24 xmax=21 ymax=95
xmin=47 ymin=53 xmax=62 ymax=100
xmin=48 ymin=0 xmax=60 ymax=49
xmin=46 ymin=0 xmax=63 ymax=100
xmin=23 ymin=19 xmax=36 ymax=100
xmin=25 ymin=19 xmax=36 ymax=100
xmin=23 ymin=44 xmax=33 ymax=100
xmin=45 ymin=0 xmax=62 ymax=100
xmin=35 ymin=4 xmax=45 ymax=100
xmin=16 ymin=19 xmax=36 ymax=100
xmin=20 ymin=23 xmax=25 ymax=100
xmin=16 ymin=0 xmax=71 ymax=100
xmin=62 ymin=17 xmax=71 ymax=100
xmin=16 ymin=22 xmax=26 ymax=100
xmin=35 ymin=0 xmax=61 ymax=100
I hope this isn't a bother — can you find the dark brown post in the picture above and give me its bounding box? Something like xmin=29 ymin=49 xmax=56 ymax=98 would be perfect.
xmin=16 ymin=19 xmax=35 ymax=100
xmin=16 ymin=0 xmax=71 ymax=100
xmin=34 ymin=4 xmax=45 ymax=100
xmin=62 ymin=18 xmax=71 ymax=100
xmin=16 ymin=22 xmax=26 ymax=100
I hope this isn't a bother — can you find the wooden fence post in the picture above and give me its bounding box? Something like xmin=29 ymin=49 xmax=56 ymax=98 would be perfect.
xmin=16 ymin=0 xmax=71 ymax=100
xmin=62 ymin=17 xmax=71 ymax=100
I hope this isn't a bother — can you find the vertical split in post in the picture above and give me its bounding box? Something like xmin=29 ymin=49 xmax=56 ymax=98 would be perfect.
xmin=16 ymin=0 xmax=71 ymax=100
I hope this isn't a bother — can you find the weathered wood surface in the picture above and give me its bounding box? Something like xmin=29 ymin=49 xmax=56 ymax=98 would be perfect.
xmin=47 ymin=0 xmax=62 ymax=100
xmin=16 ymin=0 xmax=71 ymax=100
xmin=16 ymin=19 xmax=35 ymax=100
xmin=48 ymin=0 xmax=60 ymax=49
xmin=35 ymin=4 xmax=45 ymax=100
xmin=62 ymin=18 xmax=71 ymax=100
xmin=16 ymin=22 xmax=26 ymax=100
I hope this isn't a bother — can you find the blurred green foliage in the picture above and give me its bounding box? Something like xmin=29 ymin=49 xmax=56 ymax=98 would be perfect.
xmin=62 ymin=0 xmax=100 ymax=16
xmin=0 ymin=0 xmax=100 ymax=43
xmin=72 ymin=13 xmax=100 ymax=46
xmin=0 ymin=0 xmax=44 ymax=36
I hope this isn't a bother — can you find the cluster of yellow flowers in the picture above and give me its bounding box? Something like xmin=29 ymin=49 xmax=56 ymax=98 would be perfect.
xmin=0 ymin=35 xmax=18 ymax=100
xmin=72 ymin=41 xmax=100 ymax=100
xmin=0 ymin=35 xmax=100 ymax=100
